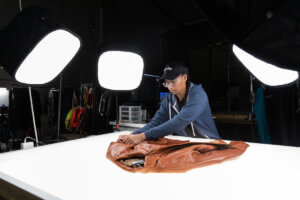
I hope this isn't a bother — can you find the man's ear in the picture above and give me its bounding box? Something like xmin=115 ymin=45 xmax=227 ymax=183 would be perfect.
xmin=183 ymin=74 xmax=188 ymax=81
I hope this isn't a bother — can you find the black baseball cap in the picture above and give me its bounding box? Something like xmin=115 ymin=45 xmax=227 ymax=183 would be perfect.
xmin=159 ymin=61 xmax=189 ymax=81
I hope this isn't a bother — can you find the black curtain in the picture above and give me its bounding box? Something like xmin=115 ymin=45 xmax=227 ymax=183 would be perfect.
xmin=266 ymin=85 xmax=300 ymax=146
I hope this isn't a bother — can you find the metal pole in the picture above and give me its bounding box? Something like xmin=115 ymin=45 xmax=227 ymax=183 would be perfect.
xmin=227 ymin=48 xmax=230 ymax=112
xmin=28 ymin=86 xmax=39 ymax=146
xmin=249 ymin=75 xmax=256 ymax=141
xmin=250 ymin=75 xmax=254 ymax=118
xmin=143 ymin=74 xmax=160 ymax=78
xmin=115 ymin=92 xmax=119 ymax=131
xmin=57 ymin=73 xmax=63 ymax=141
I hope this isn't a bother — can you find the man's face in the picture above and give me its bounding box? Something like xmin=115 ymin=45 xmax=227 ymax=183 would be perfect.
xmin=163 ymin=74 xmax=187 ymax=95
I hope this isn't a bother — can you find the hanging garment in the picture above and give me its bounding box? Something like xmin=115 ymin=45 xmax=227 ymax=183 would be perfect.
xmin=254 ymin=86 xmax=271 ymax=144
xmin=83 ymin=87 xmax=89 ymax=106
xmin=69 ymin=107 xmax=81 ymax=129
xmin=80 ymin=108 xmax=93 ymax=134
xmin=69 ymin=107 xmax=86 ymax=129
xmin=107 ymin=138 xmax=249 ymax=173
xmin=86 ymin=88 xmax=94 ymax=108
xmin=65 ymin=108 xmax=75 ymax=132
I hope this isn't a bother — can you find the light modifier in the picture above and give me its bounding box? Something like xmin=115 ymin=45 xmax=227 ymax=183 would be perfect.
xmin=233 ymin=45 xmax=299 ymax=86
xmin=0 ymin=6 xmax=81 ymax=85
xmin=97 ymin=51 xmax=144 ymax=90
xmin=15 ymin=29 xmax=80 ymax=84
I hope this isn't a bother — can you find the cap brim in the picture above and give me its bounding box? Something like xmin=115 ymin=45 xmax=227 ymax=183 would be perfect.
xmin=159 ymin=73 xmax=179 ymax=81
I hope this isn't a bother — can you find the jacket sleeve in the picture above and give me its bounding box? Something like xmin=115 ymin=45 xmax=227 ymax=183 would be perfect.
xmin=132 ymin=95 xmax=169 ymax=135
xmin=144 ymin=86 xmax=208 ymax=139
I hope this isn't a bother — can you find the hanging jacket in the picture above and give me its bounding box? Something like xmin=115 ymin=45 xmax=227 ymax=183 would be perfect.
xmin=69 ymin=107 xmax=86 ymax=129
xmin=65 ymin=108 xmax=75 ymax=131
xmin=133 ymin=83 xmax=219 ymax=139
xmin=107 ymin=138 xmax=249 ymax=173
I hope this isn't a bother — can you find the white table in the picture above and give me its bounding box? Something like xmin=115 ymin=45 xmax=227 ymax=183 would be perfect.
xmin=0 ymin=131 xmax=300 ymax=200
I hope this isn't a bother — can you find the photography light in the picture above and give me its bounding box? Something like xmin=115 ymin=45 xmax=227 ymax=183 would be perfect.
xmin=0 ymin=6 xmax=82 ymax=145
xmin=233 ymin=45 xmax=299 ymax=86
xmin=15 ymin=29 xmax=80 ymax=84
xmin=97 ymin=50 xmax=144 ymax=90
xmin=194 ymin=0 xmax=300 ymax=86
xmin=97 ymin=48 xmax=144 ymax=132
xmin=0 ymin=6 xmax=81 ymax=85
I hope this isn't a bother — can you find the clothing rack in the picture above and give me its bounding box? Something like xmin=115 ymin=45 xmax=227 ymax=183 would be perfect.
xmin=81 ymin=83 xmax=94 ymax=87
xmin=79 ymin=82 xmax=94 ymax=107
xmin=49 ymin=88 xmax=59 ymax=92
xmin=11 ymin=85 xmax=28 ymax=89
xmin=68 ymin=82 xmax=97 ymax=135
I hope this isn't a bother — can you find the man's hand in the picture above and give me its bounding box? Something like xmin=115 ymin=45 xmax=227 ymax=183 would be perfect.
xmin=117 ymin=133 xmax=146 ymax=145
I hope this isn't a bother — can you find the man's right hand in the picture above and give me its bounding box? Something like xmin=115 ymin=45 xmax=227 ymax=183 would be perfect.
xmin=117 ymin=133 xmax=146 ymax=145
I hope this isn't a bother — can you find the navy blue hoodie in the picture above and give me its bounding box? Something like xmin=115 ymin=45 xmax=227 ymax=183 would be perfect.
xmin=133 ymin=83 xmax=220 ymax=139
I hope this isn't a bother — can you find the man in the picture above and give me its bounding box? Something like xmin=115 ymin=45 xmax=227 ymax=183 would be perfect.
xmin=118 ymin=61 xmax=220 ymax=144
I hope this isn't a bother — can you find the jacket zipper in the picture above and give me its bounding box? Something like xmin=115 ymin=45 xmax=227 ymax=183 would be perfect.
xmin=170 ymin=92 xmax=209 ymax=138
xmin=190 ymin=122 xmax=196 ymax=137
xmin=171 ymin=101 xmax=190 ymax=136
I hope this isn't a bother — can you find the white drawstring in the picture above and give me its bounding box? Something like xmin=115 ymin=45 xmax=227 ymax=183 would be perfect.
xmin=191 ymin=122 xmax=196 ymax=137
xmin=169 ymin=102 xmax=171 ymax=120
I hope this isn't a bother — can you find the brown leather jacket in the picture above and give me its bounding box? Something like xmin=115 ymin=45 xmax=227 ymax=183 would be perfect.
xmin=106 ymin=138 xmax=249 ymax=173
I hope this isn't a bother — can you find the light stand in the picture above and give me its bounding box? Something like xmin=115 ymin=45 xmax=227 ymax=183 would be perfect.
xmin=115 ymin=93 xmax=119 ymax=131
xmin=0 ymin=7 xmax=81 ymax=147
xmin=56 ymin=73 xmax=63 ymax=141
xmin=249 ymin=75 xmax=256 ymax=141
xmin=28 ymin=86 xmax=39 ymax=146
xmin=97 ymin=50 xmax=144 ymax=130
xmin=249 ymin=75 xmax=255 ymax=121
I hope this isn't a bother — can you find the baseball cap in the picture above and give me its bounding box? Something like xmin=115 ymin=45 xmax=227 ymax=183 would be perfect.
xmin=159 ymin=61 xmax=189 ymax=81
